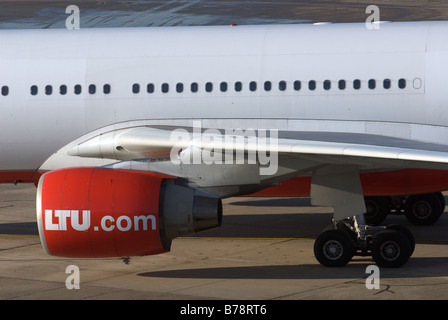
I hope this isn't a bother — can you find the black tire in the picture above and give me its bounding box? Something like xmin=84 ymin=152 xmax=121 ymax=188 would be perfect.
xmin=364 ymin=196 xmax=391 ymax=225
xmin=314 ymin=229 xmax=355 ymax=267
xmin=371 ymin=230 xmax=412 ymax=268
xmin=386 ymin=224 xmax=415 ymax=255
xmin=434 ymin=192 xmax=445 ymax=214
xmin=404 ymin=193 xmax=443 ymax=225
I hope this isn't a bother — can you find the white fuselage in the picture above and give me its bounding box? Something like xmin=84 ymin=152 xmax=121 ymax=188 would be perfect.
xmin=1 ymin=21 xmax=448 ymax=173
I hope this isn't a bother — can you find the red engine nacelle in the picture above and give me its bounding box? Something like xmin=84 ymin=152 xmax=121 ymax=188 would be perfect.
xmin=36 ymin=167 xmax=222 ymax=258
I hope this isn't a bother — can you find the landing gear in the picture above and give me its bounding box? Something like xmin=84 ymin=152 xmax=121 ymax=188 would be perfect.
xmin=364 ymin=192 xmax=445 ymax=226
xmin=314 ymin=217 xmax=414 ymax=268
xmin=310 ymin=167 xmax=416 ymax=268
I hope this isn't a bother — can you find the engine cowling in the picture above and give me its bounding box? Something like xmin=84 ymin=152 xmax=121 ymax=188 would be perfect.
xmin=36 ymin=167 xmax=222 ymax=258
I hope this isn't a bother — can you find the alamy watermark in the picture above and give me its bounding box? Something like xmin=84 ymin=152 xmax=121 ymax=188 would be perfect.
xmin=365 ymin=5 xmax=381 ymax=29
xmin=66 ymin=5 xmax=80 ymax=29
xmin=65 ymin=265 xmax=80 ymax=290
xmin=365 ymin=265 xmax=380 ymax=289
xmin=169 ymin=121 xmax=279 ymax=176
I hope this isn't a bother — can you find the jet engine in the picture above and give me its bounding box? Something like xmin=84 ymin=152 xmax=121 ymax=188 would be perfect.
xmin=36 ymin=167 xmax=222 ymax=258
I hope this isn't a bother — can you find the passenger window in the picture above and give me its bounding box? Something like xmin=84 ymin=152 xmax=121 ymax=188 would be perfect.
xmin=368 ymin=79 xmax=376 ymax=89
xmin=146 ymin=83 xmax=154 ymax=93
xmin=176 ymin=83 xmax=183 ymax=93
xmin=308 ymin=80 xmax=316 ymax=91
xmin=205 ymin=82 xmax=213 ymax=92
xmin=323 ymin=80 xmax=331 ymax=90
xmin=235 ymin=81 xmax=242 ymax=92
xmin=103 ymin=84 xmax=111 ymax=94
xmin=74 ymin=84 xmax=82 ymax=95
xmin=220 ymin=82 xmax=228 ymax=92
xmin=89 ymin=84 xmax=96 ymax=94
xmin=1 ymin=86 xmax=8 ymax=96
xmin=60 ymin=85 xmax=67 ymax=95
xmin=399 ymin=78 xmax=406 ymax=89
xmin=353 ymin=79 xmax=361 ymax=90
xmin=293 ymin=80 xmax=301 ymax=91
xmin=31 ymin=85 xmax=38 ymax=95
xmin=191 ymin=82 xmax=198 ymax=93
xmin=249 ymin=81 xmax=257 ymax=91
xmin=132 ymin=83 xmax=140 ymax=94
xmin=279 ymin=81 xmax=287 ymax=91
xmin=383 ymin=79 xmax=391 ymax=89
xmin=338 ymin=80 xmax=346 ymax=90
xmin=161 ymin=83 xmax=169 ymax=93
xmin=264 ymin=81 xmax=271 ymax=91
xmin=45 ymin=85 xmax=52 ymax=95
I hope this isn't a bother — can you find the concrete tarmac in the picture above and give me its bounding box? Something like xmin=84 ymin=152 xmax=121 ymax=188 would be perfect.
xmin=1 ymin=0 xmax=448 ymax=29
xmin=1 ymin=184 xmax=448 ymax=300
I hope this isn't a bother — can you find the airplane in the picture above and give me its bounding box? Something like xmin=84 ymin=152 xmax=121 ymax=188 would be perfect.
xmin=1 ymin=20 xmax=448 ymax=268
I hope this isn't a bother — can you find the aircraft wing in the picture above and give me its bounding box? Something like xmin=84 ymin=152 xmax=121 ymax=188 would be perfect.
xmin=67 ymin=126 xmax=448 ymax=179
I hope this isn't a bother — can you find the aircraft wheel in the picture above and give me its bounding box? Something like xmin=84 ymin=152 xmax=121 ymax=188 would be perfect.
xmin=386 ymin=224 xmax=415 ymax=255
xmin=314 ymin=229 xmax=354 ymax=267
xmin=364 ymin=196 xmax=390 ymax=225
xmin=371 ymin=230 xmax=412 ymax=268
xmin=404 ymin=193 xmax=442 ymax=225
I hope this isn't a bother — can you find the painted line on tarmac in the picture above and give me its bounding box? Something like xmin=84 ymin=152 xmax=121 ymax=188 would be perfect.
xmin=178 ymin=236 xmax=315 ymax=240
xmin=0 ymin=235 xmax=39 ymax=238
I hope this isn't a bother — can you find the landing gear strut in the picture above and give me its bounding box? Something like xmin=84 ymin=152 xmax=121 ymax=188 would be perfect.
xmin=314 ymin=215 xmax=415 ymax=268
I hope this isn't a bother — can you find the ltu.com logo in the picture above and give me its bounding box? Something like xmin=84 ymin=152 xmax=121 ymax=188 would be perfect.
xmin=44 ymin=210 xmax=157 ymax=232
